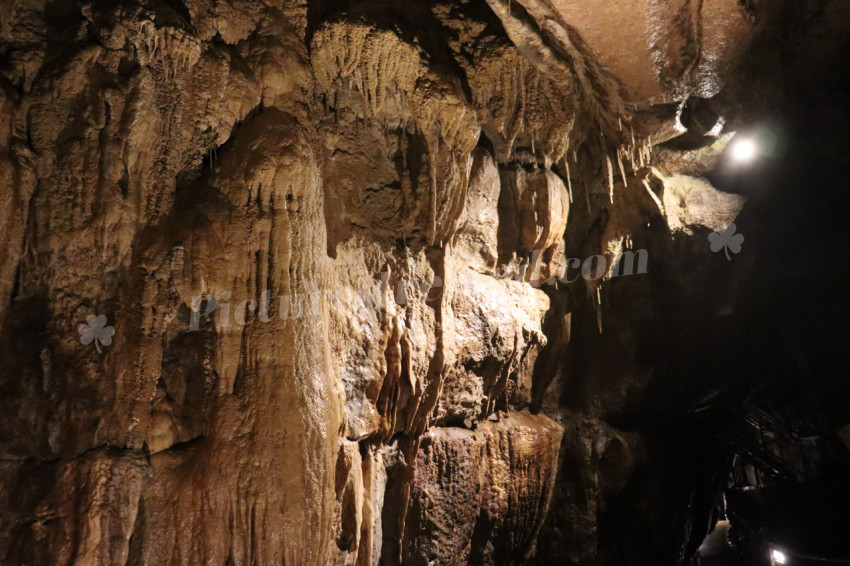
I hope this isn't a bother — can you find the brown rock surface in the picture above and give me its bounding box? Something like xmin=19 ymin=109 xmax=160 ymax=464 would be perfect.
xmin=404 ymin=412 xmax=563 ymax=566
xmin=1 ymin=0 xmax=845 ymax=565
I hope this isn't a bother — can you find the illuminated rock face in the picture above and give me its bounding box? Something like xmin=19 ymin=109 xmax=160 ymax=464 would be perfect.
xmin=0 ymin=1 xmax=844 ymax=565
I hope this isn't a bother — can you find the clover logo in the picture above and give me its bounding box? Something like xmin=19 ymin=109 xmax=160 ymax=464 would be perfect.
xmin=709 ymin=222 xmax=744 ymax=260
xmin=78 ymin=314 xmax=115 ymax=353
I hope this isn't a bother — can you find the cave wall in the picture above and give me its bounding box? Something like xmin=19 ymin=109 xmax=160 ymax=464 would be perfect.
xmin=1 ymin=0 xmax=846 ymax=565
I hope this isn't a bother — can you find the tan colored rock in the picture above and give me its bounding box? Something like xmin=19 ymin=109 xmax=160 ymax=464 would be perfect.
xmin=0 ymin=1 xmax=813 ymax=565
xmin=502 ymin=0 xmax=759 ymax=104
xmin=661 ymin=173 xmax=746 ymax=234
xmin=454 ymin=148 xmax=501 ymax=270
xmin=0 ymin=449 xmax=148 ymax=565
xmin=437 ymin=269 xmax=549 ymax=423
xmin=463 ymin=38 xmax=578 ymax=164
xmin=404 ymin=412 xmax=564 ymax=565
xmin=498 ymin=164 xmax=570 ymax=267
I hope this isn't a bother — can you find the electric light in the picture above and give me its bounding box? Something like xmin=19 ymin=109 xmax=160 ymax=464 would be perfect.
xmin=730 ymin=137 xmax=757 ymax=162
xmin=772 ymin=549 xmax=788 ymax=564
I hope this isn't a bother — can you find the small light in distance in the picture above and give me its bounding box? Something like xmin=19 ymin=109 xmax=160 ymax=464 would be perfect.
xmin=772 ymin=549 xmax=788 ymax=564
xmin=730 ymin=137 xmax=757 ymax=163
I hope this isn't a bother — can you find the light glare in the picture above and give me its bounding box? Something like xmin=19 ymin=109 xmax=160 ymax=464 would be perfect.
xmin=731 ymin=137 xmax=757 ymax=162
xmin=772 ymin=549 xmax=788 ymax=564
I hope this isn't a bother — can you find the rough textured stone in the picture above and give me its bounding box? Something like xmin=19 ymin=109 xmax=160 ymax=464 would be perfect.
xmin=1 ymin=1 xmax=847 ymax=565
xmin=404 ymin=412 xmax=563 ymax=566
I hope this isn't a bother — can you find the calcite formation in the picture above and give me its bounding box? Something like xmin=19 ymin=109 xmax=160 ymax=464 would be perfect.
xmin=1 ymin=0 xmax=843 ymax=565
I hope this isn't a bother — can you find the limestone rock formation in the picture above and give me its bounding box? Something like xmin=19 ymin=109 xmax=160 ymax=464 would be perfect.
xmin=1 ymin=0 xmax=847 ymax=565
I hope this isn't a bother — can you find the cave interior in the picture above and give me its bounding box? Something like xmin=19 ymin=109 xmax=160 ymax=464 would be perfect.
xmin=1 ymin=0 xmax=849 ymax=565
